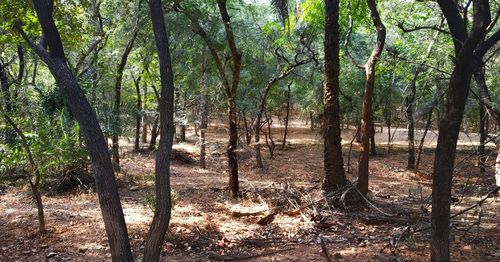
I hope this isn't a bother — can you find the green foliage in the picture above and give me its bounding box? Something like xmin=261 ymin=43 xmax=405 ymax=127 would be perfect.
xmin=142 ymin=189 xmax=179 ymax=213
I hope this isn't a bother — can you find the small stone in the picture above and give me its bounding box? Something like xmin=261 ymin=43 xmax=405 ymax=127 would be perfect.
xmin=22 ymin=250 xmax=31 ymax=255
xmin=130 ymin=186 xmax=140 ymax=191
xmin=462 ymin=245 xmax=472 ymax=251
xmin=47 ymin=252 xmax=57 ymax=258
xmin=358 ymin=242 xmax=366 ymax=247
xmin=333 ymin=252 xmax=343 ymax=259
xmin=41 ymin=244 xmax=49 ymax=249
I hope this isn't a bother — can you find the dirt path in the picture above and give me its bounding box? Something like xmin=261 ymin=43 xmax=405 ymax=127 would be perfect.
xmin=1 ymin=124 xmax=498 ymax=261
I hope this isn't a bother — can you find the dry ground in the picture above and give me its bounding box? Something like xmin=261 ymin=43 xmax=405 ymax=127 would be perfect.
xmin=1 ymin=122 xmax=499 ymax=261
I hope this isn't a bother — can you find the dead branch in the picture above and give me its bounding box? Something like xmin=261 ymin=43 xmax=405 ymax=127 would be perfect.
xmin=207 ymin=248 xmax=293 ymax=261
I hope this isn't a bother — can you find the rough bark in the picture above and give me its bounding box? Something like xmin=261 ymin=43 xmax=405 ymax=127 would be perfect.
xmin=323 ymin=0 xmax=347 ymax=192
xmin=143 ymin=0 xmax=175 ymax=260
xmin=431 ymin=1 xmax=493 ymax=260
xmin=21 ymin=1 xmax=133 ymax=259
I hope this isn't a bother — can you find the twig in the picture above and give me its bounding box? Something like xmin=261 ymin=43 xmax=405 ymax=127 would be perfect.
xmin=318 ymin=236 xmax=332 ymax=262
xmin=207 ymin=248 xmax=293 ymax=261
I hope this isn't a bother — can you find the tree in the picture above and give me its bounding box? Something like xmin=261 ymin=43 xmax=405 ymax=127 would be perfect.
xmin=142 ymin=0 xmax=176 ymax=260
xmin=431 ymin=0 xmax=498 ymax=260
xmin=322 ymin=0 xmax=347 ymax=192
xmin=111 ymin=16 xmax=140 ymax=166
xmin=199 ymin=47 xmax=208 ymax=169
xmin=179 ymin=0 xmax=242 ymax=197
xmin=19 ymin=1 xmax=133 ymax=260
xmin=345 ymin=0 xmax=386 ymax=195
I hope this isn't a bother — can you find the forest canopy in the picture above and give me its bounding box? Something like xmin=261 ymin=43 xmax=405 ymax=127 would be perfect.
xmin=0 ymin=0 xmax=498 ymax=261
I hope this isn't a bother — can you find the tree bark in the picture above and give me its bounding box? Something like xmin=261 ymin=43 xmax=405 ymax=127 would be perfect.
xmin=415 ymin=107 xmax=433 ymax=171
xmin=21 ymin=1 xmax=133 ymax=259
xmin=199 ymin=47 xmax=208 ymax=169
xmin=350 ymin=0 xmax=386 ymax=195
xmin=143 ymin=0 xmax=176 ymax=260
xmin=134 ymin=75 xmax=142 ymax=152
xmin=431 ymin=1 xmax=493 ymax=260
xmin=282 ymin=81 xmax=292 ymax=149
xmin=370 ymin=121 xmax=376 ymax=156
xmin=323 ymin=0 xmax=347 ymax=192
xmin=142 ymin=85 xmax=148 ymax=143
xmin=243 ymin=113 xmax=252 ymax=144
xmin=182 ymin=0 xmax=241 ymax=197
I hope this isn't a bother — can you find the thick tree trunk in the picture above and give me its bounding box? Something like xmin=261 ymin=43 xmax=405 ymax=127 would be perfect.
xmin=199 ymin=47 xmax=208 ymax=169
xmin=355 ymin=0 xmax=385 ymax=195
xmin=112 ymin=27 xmax=139 ymax=166
xmin=282 ymin=82 xmax=292 ymax=149
xmin=25 ymin=1 xmax=133 ymax=259
xmin=323 ymin=0 xmax=347 ymax=192
xmin=431 ymin=61 xmax=475 ymax=262
xmin=143 ymin=0 xmax=175 ymax=260
xmin=430 ymin=1 xmax=493 ymax=260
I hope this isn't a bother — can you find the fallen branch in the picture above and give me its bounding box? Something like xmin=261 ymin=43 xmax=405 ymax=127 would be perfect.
xmin=207 ymin=248 xmax=293 ymax=261
xmin=318 ymin=236 xmax=332 ymax=262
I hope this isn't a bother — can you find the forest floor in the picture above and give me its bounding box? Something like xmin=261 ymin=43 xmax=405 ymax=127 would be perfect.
xmin=1 ymin=122 xmax=499 ymax=261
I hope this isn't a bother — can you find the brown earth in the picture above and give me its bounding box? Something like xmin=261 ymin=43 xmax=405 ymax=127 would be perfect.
xmin=0 ymin=122 xmax=498 ymax=261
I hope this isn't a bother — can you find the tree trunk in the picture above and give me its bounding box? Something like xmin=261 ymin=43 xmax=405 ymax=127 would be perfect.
xmin=0 ymin=62 xmax=15 ymax=144
xmin=406 ymin=92 xmax=416 ymax=169
xmin=149 ymin=113 xmax=159 ymax=150
xmin=199 ymin=47 xmax=208 ymax=169
xmin=112 ymin=26 xmax=139 ymax=166
xmin=478 ymin=103 xmax=486 ymax=173
xmin=323 ymin=0 xmax=347 ymax=192
xmin=134 ymin=75 xmax=142 ymax=152
xmin=183 ymin=0 xmax=241 ymax=197
xmin=415 ymin=107 xmax=433 ymax=171
xmin=370 ymin=121 xmax=376 ymax=156
xmin=21 ymin=1 xmax=133 ymax=259
xmin=243 ymin=113 xmax=252 ymax=144
xmin=142 ymin=85 xmax=148 ymax=143
xmin=430 ymin=1 xmax=493 ymax=260
xmin=1 ymin=107 xmax=46 ymax=234
xmin=282 ymin=81 xmax=292 ymax=149
xmin=355 ymin=0 xmax=386 ymax=195
xmin=263 ymin=113 xmax=276 ymax=159
xmin=143 ymin=0 xmax=175 ymax=260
